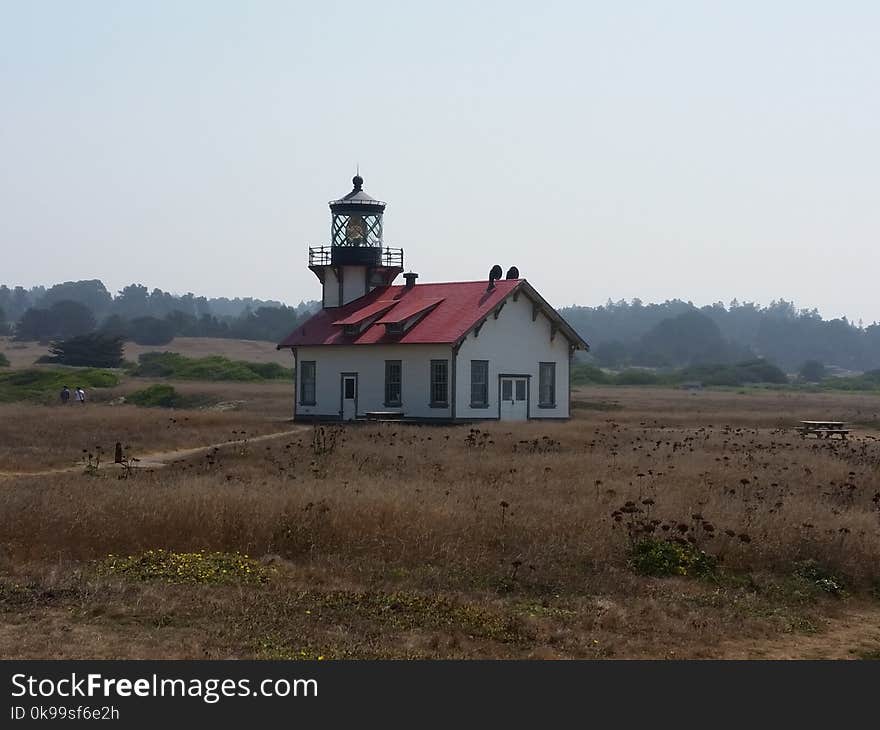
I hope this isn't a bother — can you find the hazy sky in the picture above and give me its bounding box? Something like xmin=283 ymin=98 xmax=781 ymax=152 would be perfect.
xmin=1 ymin=2 xmax=878 ymax=321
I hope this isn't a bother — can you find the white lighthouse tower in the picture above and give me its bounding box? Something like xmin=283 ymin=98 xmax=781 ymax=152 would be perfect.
xmin=308 ymin=174 xmax=404 ymax=308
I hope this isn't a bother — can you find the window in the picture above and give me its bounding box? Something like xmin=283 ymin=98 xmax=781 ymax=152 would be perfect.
xmin=385 ymin=360 xmax=402 ymax=406
xmin=470 ymin=360 xmax=489 ymax=408
xmin=502 ymin=379 xmax=512 ymax=401
xmin=430 ymin=360 xmax=448 ymax=406
xmin=515 ymin=379 xmax=527 ymax=401
xmin=539 ymin=362 xmax=556 ymax=407
xmin=300 ymin=361 xmax=316 ymax=405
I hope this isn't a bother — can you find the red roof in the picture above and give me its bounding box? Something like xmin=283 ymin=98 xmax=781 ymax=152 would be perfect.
xmin=278 ymin=279 xmax=589 ymax=349
xmin=375 ymin=297 xmax=444 ymax=324
xmin=332 ymin=300 xmax=396 ymax=325
xmin=279 ymin=280 xmax=520 ymax=347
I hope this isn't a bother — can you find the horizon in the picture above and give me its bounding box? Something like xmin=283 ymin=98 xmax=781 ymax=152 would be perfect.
xmin=2 ymin=3 xmax=878 ymax=322
xmin=2 ymin=275 xmax=874 ymax=325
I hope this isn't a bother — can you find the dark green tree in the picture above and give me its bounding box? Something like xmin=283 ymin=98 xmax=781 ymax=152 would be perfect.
xmin=48 ymin=333 xmax=125 ymax=368
xmin=128 ymin=316 xmax=175 ymax=345
xmin=799 ymin=360 xmax=827 ymax=382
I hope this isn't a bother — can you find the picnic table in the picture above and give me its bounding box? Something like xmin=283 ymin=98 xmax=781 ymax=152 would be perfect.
xmin=797 ymin=421 xmax=850 ymax=439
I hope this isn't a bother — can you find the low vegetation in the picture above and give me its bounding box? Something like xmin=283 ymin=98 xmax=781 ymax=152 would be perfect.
xmin=572 ymin=359 xmax=788 ymax=387
xmin=130 ymin=352 xmax=292 ymax=382
xmin=98 ymin=549 xmax=270 ymax=585
xmin=0 ymin=368 xmax=118 ymax=403
xmin=0 ymin=352 xmax=9 ymax=367
xmin=125 ymin=384 xmax=188 ymax=408
xmin=1 ymin=386 xmax=879 ymax=658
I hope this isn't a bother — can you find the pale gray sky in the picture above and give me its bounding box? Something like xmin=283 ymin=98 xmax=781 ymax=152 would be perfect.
xmin=1 ymin=2 xmax=878 ymax=321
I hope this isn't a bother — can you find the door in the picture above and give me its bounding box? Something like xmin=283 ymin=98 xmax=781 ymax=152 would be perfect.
xmin=341 ymin=374 xmax=358 ymax=421
xmin=499 ymin=376 xmax=528 ymax=421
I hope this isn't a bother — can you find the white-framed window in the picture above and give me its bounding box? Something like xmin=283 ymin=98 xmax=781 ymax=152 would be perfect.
xmin=539 ymin=362 xmax=556 ymax=407
xmin=470 ymin=360 xmax=489 ymax=408
xmin=430 ymin=360 xmax=449 ymax=406
xmin=385 ymin=360 xmax=402 ymax=406
xmin=300 ymin=361 xmax=316 ymax=405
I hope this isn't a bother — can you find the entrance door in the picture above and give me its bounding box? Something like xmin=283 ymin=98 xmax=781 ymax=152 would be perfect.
xmin=499 ymin=376 xmax=528 ymax=421
xmin=341 ymin=374 xmax=358 ymax=421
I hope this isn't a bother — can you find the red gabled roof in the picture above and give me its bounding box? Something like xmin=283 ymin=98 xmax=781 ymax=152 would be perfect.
xmin=278 ymin=279 xmax=589 ymax=349
xmin=375 ymin=297 xmax=444 ymax=324
xmin=279 ymin=280 xmax=519 ymax=347
xmin=332 ymin=300 xmax=396 ymax=325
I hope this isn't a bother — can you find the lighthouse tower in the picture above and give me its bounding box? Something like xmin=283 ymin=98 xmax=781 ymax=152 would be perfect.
xmin=308 ymin=174 xmax=404 ymax=308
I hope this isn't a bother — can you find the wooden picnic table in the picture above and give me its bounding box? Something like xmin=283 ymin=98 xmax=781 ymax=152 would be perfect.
xmin=797 ymin=421 xmax=850 ymax=439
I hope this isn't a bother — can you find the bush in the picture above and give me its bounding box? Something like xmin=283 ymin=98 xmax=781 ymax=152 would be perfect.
xmin=793 ymin=559 xmax=845 ymax=595
xmin=570 ymin=363 xmax=610 ymax=385
xmin=0 ymin=353 xmax=9 ymax=367
xmin=45 ymin=333 xmax=125 ymax=368
xmin=0 ymin=368 xmax=118 ymax=403
xmin=629 ymin=538 xmax=718 ymax=578
xmin=614 ymin=369 xmax=664 ymax=386
xmin=677 ymin=359 xmax=788 ymax=387
xmin=131 ymin=351 xmax=292 ymax=381
xmin=125 ymin=384 xmax=181 ymax=408
xmin=799 ymin=360 xmax=827 ymax=382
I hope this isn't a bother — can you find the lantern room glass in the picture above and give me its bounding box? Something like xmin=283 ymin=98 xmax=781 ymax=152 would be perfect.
xmin=331 ymin=213 xmax=383 ymax=247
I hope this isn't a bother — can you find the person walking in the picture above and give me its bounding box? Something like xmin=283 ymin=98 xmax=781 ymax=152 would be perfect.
xmin=60 ymin=385 xmax=71 ymax=404
xmin=74 ymin=386 xmax=86 ymax=404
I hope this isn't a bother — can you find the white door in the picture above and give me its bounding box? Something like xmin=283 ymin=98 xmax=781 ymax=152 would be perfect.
xmin=341 ymin=374 xmax=357 ymax=421
xmin=500 ymin=377 xmax=528 ymax=421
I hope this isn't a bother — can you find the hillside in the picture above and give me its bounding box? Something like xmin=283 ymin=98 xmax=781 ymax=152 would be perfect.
xmin=0 ymin=336 xmax=293 ymax=369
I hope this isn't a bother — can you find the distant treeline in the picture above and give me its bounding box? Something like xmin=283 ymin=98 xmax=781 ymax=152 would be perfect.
xmin=562 ymin=299 xmax=880 ymax=373
xmin=0 ymin=280 xmax=318 ymax=345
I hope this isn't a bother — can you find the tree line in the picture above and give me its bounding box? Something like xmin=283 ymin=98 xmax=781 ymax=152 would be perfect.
xmin=0 ymin=280 xmax=318 ymax=345
xmin=560 ymin=298 xmax=880 ymax=373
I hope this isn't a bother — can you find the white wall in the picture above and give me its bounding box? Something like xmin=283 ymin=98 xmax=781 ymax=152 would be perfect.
xmin=341 ymin=266 xmax=367 ymax=305
xmin=295 ymin=344 xmax=453 ymax=419
xmin=454 ymin=292 xmax=571 ymax=419
xmin=322 ymin=268 xmax=340 ymax=307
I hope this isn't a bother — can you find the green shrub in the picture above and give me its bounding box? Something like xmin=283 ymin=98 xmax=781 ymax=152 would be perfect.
xmin=130 ymin=351 xmax=292 ymax=382
xmin=0 ymin=368 xmax=119 ymax=403
xmin=571 ymin=363 xmax=610 ymax=385
xmin=0 ymin=352 xmax=9 ymax=367
xmin=125 ymin=384 xmax=180 ymax=408
xmin=614 ymin=369 xmax=663 ymax=386
xmin=629 ymin=538 xmax=718 ymax=578
xmin=793 ymin=560 xmax=845 ymax=595
xmin=98 ymin=549 xmax=270 ymax=585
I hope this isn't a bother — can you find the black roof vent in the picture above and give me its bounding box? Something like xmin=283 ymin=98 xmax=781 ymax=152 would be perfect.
xmin=487 ymin=264 xmax=503 ymax=291
xmin=403 ymin=272 xmax=418 ymax=289
xmin=505 ymin=266 xmax=519 ymax=280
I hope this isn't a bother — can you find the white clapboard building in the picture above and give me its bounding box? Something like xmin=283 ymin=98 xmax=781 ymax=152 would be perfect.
xmin=278 ymin=175 xmax=588 ymax=422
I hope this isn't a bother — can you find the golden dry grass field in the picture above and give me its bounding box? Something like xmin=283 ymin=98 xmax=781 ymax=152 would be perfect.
xmin=1 ymin=383 xmax=880 ymax=659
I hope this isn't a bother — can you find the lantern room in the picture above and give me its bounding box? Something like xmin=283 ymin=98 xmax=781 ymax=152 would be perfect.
xmin=309 ymin=174 xmax=404 ymax=307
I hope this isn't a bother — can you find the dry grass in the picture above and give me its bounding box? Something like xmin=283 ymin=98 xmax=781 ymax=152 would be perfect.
xmin=1 ymin=385 xmax=880 ymax=659
xmin=0 ymin=336 xmax=293 ymax=369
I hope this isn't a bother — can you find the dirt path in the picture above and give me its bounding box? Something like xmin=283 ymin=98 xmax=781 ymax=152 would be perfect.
xmin=0 ymin=427 xmax=307 ymax=480
xmin=714 ymin=603 xmax=880 ymax=659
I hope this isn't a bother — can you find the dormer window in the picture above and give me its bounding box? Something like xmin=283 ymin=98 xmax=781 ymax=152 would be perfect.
xmin=343 ymin=324 xmax=360 ymax=337
xmin=386 ymin=322 xmax=404 ymax=336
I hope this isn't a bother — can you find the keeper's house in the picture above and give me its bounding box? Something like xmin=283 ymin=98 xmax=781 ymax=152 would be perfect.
xmin=278 ymin=175 xmax=588 ymax=422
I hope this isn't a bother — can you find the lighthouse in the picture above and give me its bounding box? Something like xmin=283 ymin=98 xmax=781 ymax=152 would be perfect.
xmin=308 ymin=174 xmax=404 ymax=308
